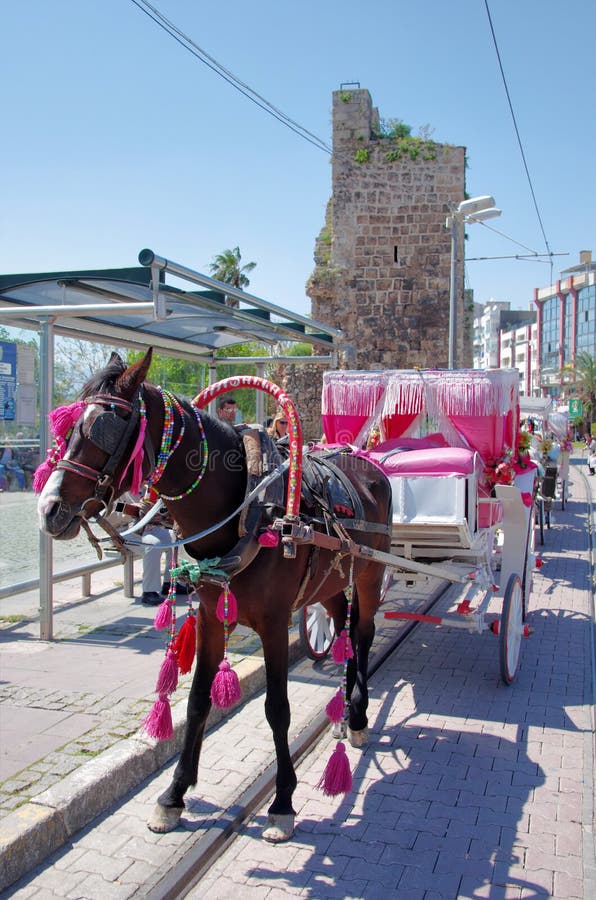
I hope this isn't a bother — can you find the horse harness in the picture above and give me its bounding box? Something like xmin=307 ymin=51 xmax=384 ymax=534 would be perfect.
xmin=56 ymin=390 xmax=154 ymax=505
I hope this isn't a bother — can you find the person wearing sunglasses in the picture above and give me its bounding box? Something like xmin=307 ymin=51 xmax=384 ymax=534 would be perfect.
xmin=267 ymin=412 xmax=289 ymax=441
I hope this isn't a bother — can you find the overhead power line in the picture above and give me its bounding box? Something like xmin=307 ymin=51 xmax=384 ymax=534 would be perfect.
xmin=129 ymin=0 xmax=559 ymax=278
xmin=467 ymin=253 xmax=568 ymax=263
xmin=128 ymin=0 xmax=332 ymax=155
xmin=483 ymin=0 xmax=554 ymax=274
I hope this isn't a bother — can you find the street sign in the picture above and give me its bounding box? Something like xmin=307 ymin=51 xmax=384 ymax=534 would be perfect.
xmin=0 ymin=340 xmax=17 ymax=421
xmin=569 ymin=398 xmax=583 ymax=418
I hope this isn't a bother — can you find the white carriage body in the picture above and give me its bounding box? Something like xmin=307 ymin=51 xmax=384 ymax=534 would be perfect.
xmin=321 ymin=368 xmax=538 ymax=666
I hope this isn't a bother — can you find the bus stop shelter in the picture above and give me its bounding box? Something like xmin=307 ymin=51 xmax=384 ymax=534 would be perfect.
xmin=0 ymin=248 xmax=342 ymax=638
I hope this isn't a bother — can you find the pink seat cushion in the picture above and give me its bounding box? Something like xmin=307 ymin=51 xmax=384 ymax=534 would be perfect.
xmin=361 ymin=445 xmax=477 ymax=478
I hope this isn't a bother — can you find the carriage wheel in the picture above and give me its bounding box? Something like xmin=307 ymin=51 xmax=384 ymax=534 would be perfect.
xmin=380 ymin=566 xmax=392 ymax=601
xmin=499 ymin=574 xmax=524 ymax=685
xmin=299 ymin=603 xmax=336 ymax=660
xmin=521 ymin=510 xmax=535 ymax=621
xmin=536 ymin=499 xmax=544 ymax=545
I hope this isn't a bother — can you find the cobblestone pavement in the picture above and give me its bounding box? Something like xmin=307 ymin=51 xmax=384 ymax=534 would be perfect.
xmin=2 ymin=458 xmax=595 ymax=898
xmin=0 ymin=492 xmax=98 ymax=590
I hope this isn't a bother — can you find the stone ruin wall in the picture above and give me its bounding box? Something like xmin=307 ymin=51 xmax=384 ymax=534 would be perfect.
xmin=282 ymin=88 xmax=469 ymax=441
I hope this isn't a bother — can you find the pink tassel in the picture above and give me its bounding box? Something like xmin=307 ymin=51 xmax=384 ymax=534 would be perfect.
xmin=332 ymin=630 xmax=353 ymax=664
xmin=210 ymin=660 xmax=241 ymax=708
xmin=154 ymin=599 xmax=173 ymax=631
xmin=216 ymin=588 xmax=238 ymax=625
xmin=325 ymin=689 xmax=345 ymax=724
xmin=49 ymin=401 xmax=85 ymax=440
xmin=317 ymin=741 xmax=353 ymax=796
xmin=155 ymin=649 xmax=178 ymax=695
xmin=119 ymin=415 xmax=147 ymax=494
xmin=33 ymin=454 xmax=56 ymax=494
xmin=258 ymin=528 xmax=279 ymax=547
xmin=142 ymin=692 xmax=173 ymax=740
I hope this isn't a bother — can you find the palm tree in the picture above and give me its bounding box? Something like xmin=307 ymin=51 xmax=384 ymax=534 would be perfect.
xmin=562 ymin=351 xmax=596 ymax=430
xmin=209 ymin=247 xmax=256 ymax=308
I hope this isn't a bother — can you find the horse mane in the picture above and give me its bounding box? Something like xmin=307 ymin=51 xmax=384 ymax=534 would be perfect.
xmin=79 ymin=353 xmax=238 ymax=446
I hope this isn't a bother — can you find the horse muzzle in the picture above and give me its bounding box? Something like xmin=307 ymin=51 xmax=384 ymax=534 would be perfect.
xmin=37 ymin=470 xmax=85 ymax=539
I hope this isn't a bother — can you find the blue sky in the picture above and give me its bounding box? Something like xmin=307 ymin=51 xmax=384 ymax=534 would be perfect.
xmin=2 ymin=0 xmax=595 ymax=321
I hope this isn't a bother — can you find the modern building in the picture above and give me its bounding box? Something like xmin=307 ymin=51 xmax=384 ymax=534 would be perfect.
xmin=499 ymin=314 xmax=538 ymax=397
xmin=535 ymin=250 xmax=596 ymax=397
xmin=473 ymin=301 xmax=511 ymax=369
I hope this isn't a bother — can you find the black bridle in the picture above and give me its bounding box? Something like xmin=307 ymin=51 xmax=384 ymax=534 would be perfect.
xmin=56 ymin=391 xmax=147 ymax=505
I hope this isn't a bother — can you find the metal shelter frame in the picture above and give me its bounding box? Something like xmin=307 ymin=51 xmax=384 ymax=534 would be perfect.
xmin=0 ymin=248 xmax=342 ymax=638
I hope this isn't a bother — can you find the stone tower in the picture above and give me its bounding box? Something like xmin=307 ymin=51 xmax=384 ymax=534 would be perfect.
xmin=277 ymin=87 xmax=468 ymax=440
xmin=307 ymin=87 xmax=468 ymax=371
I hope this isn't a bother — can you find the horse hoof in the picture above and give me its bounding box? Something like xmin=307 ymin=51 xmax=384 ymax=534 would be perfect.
xmin=147 ymin=803 xmax=183 ymax=833
xmin=262 ymin=813 xmax=295 ymax=843
xmin=348 ymin=726 xmax=369 ymax=748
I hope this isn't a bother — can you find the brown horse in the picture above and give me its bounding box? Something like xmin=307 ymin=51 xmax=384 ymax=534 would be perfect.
xmin=37 ymin=349 xmax=392 ymax=841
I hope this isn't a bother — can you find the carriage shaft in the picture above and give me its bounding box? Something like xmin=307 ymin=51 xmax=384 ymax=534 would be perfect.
xmin=276 ymin=518 xmax=468 ymax=583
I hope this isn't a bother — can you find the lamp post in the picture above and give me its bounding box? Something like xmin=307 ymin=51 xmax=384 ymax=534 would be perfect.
xmin=447 ymin=195 xmax=501 ymax=369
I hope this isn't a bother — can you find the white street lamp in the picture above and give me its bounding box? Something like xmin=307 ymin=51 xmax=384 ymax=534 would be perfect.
xmin=447 ymin=196 xmax=501 ymax=368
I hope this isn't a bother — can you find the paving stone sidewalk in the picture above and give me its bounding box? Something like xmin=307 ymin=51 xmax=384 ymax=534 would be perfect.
xmin=192 ymin=461 xmax=596 ymax=899
xmin=2 ymin=458 xmax=595 ymax=898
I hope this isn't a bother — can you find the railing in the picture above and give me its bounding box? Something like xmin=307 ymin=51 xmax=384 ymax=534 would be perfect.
xmin=0 ymin=552 xmax=136 ymax=602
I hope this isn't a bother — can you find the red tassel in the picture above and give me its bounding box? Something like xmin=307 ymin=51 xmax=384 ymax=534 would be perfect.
xmin=332 ymin=630 xmax=353 ymax=664
xmin=258 ymin=528 xmax=279 ymax=547
xmin=172 ymin=612 xmax=197 ymax=674
xmin=216 ymin=589 xmax=238 ymax=625
xmin=210 ymin=659 xmax=241 ymax=708
xmin=155 ymin=649 xmax=179 ymax=695
xmin=325 ymin=689 xmax=345 ymax=724
xmin=142 ymin=692 xmax=173 ymax=740
xmin=317 ymin=741 xmax=353 ymax=796
xmin=154 ymin=599 xmax=173 ymax=631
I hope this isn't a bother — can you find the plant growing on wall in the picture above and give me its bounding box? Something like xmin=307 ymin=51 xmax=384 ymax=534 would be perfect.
xmin=354 ymin=148 xmax=370 ymax=164
xmin=375 ymin=117 xmax=438 ymax=162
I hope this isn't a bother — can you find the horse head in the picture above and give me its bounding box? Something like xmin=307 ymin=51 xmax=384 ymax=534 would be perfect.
xmin=37 ymin=349 xmax=154 ymax=539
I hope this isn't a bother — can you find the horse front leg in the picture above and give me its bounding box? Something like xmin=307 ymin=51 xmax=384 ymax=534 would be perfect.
xmin=345 ymin=596 xmax=375 ymax=748
xmin=147 ymin=616 xmax=223 ymax=833
xmin=259 ymin=622 xmax=297 ymax=843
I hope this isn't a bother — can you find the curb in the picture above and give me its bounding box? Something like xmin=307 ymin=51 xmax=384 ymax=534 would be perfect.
xmin=0 ymin=632 xmax=303 ymax=892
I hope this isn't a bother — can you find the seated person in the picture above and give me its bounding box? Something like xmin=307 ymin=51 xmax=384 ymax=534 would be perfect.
xmin=0 ymin=444 xmax=26 ymax=491
xmin=109 ymin=491 xmax=187 ymax=606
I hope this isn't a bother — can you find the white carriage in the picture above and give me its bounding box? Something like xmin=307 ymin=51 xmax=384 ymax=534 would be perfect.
xmin=317 ymin=368 xmax=538 ymax=684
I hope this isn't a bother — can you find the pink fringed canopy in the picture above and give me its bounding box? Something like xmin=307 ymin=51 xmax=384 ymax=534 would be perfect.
xmin=322 ymin=368 xmax=520 ymax=465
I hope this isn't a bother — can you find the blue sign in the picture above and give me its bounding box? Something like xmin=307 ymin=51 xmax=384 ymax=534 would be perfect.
xmin=0 ymin=341 xmax=17 ymax=421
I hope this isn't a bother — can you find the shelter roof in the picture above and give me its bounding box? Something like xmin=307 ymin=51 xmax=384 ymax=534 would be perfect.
xmin=0 ymin=250 xmax=340 ymax=362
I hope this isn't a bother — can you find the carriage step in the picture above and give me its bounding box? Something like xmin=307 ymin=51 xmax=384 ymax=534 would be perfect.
xmin=489 ymin=620 xmax=532 ymax=637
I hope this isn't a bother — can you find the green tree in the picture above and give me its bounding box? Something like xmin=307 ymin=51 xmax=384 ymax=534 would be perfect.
xmin=562 ymin=352 xmax=596 ymax=430
xmin=209 ymin=247 xmax=256 ymax=308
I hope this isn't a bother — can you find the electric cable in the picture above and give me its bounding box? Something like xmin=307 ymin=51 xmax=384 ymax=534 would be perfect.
xmin=129 ymin=0 xmax=332 ymax=155
xmin=484 ymin=0 xmax=554 ymax=275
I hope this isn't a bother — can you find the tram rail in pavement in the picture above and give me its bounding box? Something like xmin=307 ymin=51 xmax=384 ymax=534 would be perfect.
xmin=0 ymin=460 xmax=596 ymax=897
xmin=0 ymin=519 xmax=446 ymax=891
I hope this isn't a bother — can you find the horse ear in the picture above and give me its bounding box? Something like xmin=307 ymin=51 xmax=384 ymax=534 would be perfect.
xmin=108 ymin=351 xmax=126 ymax=367
xmin=116 ymin=348 xmax=153 ymax=397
